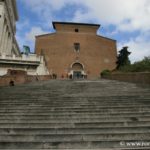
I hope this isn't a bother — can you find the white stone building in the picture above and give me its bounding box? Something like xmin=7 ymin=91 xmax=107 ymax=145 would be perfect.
xmin=0 ymin=0 xmax=49 ymax=76
xmin=0 ymin=0 xmax=20 ymax=56
xmin=0 ymin=54 xmax=50 ymax=76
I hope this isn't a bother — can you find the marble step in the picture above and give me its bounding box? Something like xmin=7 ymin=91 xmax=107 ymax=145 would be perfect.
xmin=0 ymin=127 xmax=150 ymax=135
xmin=0 ymin=121 xmax=150 ymax=128
xmin=0 ymin=133 xmax=150 ymax=142
xmin=0 ymin=104 xmax=150 ymax=107
xmin=0 ymin=113 xmax=149 ymax=119
xmin=0 ymin=109 xmax=149 ymax=115
xmin=0 ymin=116 xmax=150 ymax=123
xmin=0 ymin=141 xmax=150 ymax=149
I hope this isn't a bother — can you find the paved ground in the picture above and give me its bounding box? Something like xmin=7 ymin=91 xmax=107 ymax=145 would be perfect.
xmin=0 ymin=79 xmax=150 ymax=149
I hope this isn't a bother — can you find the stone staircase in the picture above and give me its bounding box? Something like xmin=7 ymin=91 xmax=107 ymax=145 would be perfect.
xmin=0 ymin=79 xmax=150 ymax=149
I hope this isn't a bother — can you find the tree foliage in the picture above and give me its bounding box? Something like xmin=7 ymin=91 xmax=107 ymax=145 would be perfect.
xmin=116 ymin=46 xmax=131 ymax=69
xmin=100 ymin=69 xmax=111 ymax=77
xmin=119 ymin=56 xmax=150 ymax=72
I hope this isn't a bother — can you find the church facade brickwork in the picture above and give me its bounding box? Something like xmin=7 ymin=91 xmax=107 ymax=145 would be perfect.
xmin=35 ymin=22 xmax=117 ymax=79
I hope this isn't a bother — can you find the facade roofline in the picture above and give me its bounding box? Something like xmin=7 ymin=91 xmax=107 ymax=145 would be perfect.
xmin=97 ymin=35 xmax=116 ymax=42
xmin=35 ymin=32 xmax=116 ymax=42
xmin=36 ymin=33 xmax=56 ymax=38
xmin=52 ymin=21 xmax=100 ymax=29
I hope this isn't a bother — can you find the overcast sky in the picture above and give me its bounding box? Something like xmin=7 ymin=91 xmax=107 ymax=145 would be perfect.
xmin=16 ymin=0 xmax=150 ymax=63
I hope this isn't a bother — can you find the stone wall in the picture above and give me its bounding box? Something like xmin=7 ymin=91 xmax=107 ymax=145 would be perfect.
xmin=26 ymin=75 xmax=52 ymax=83
xmin=0 ymin=54 xmax=49 ymax=76
xmin=0 ymin=75 xmax=52 ymax=86
xmin=102 ymin=72 xmax=150 ymax=85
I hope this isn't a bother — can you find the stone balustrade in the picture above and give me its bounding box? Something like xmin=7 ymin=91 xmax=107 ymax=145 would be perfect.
xmin=0 ymin=53 xmax=41 ymax=63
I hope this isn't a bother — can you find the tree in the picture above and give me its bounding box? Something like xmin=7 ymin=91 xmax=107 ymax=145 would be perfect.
xmin=116 ymin=46 xmax=131 ymax=69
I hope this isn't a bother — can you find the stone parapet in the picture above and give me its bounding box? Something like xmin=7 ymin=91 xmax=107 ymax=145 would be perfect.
xmin=102 ymin=72 xmax=150 ymax=85
xmin=0 ymin=74 xmax=52 ymax=86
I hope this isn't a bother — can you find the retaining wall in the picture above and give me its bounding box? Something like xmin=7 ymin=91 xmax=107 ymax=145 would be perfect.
xmin=102 ymin=72 xmax=150 ymax=85
xmin=0 ymin=75 xmax=52 ymax=86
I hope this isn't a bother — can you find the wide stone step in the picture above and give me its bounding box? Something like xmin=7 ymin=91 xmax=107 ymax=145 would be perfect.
xmin=0 ymin=141 xmax=150 ymax=149
xmin=2 ymin=98 xmax=149 ymax=101
xmin=1 ymin=95 xmax=150 ymax=99
xmin=75 ymin=121 xmax=150 ymax=128
xmin=0 ymin=113 xmax=149 ymax=120
xmin=0 ymin=113 xmax=149 ymax=119
xmin=1 ymin=104 xmax=149 ymax=108
xmin=0 ymin=116 xmax=150 ymax=123
xmin=0 ymin=133 xmax=150 ymax=142
xmin=0 ymin=148 xmax=142 ymax=150
xmin=0 ymin=98 xmax=150 ymax=103
xmin=41 ymin=101 xmax=150 ymax=105
xmin=0 ymin=106 xmax=149 ymax=111
xmin=0 ymin=122 xmax=150 ymax=128
xmin=0 ymin=109 xmax=150 ymax=114
xmin=0 ymin=98 xmax=150 ymax=101
xmin=0 ymin=108 xmax=149 ymax=113
xmin=0 ymin=111 xmax=149 ymax=115
xmin=0 ymin=109 xmax=149 ymax=115
xmin=0 ymin=127 xmax=150 ymax=135
xmin=0 ymin=104 xmax=150 ymax=108
xmin=0 ymin=99 xmax=149 ymax=103
xmin=0 ymin=80 xmax=149 ymax=149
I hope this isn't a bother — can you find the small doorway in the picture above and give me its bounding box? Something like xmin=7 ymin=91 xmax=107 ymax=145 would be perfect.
xmin=73 ymin=71 xmax=82 ymax=79
xmin=71 ymin=62 xmax=84 ymax=79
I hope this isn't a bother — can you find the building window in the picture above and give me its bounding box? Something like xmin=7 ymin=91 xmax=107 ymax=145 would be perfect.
xmin=74 ymin=43 xmax=80 ymax=52
xmin=75 ymin=29 xmax=79 ymax=32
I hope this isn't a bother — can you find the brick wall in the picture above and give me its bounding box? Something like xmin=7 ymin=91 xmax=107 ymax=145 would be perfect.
xmin=0 ymin=75 xmax=52 ymax=86
xmin=102 ymin=73 xmax=150 ymax=85
xmin=35 ymin=23 xmax=117 ymax=79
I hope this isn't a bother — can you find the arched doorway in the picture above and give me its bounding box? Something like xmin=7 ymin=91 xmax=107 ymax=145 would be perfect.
xmin=71 ymin=62 xmax=84 ymax=79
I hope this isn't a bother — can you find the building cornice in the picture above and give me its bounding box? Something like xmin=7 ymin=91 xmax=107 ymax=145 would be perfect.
xmin=97 ymin=35 xmax=116 ymax=42
xmin=52 ymin=21 xmax=100 ymax=30
xmin=36 ymin=33 xmax=56 ymax=38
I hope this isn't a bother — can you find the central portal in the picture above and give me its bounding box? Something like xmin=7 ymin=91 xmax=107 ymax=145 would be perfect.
xmin=71 ymin=62 xmax=85 ymax=79
xmin=73 ymin=71 xmax=82 ymax=79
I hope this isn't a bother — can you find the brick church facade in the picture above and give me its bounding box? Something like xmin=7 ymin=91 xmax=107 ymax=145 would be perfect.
xmin=35 ymin=22 xmax=117 ymax=79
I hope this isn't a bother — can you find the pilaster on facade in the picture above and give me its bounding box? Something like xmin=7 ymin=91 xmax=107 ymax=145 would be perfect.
xmin=11 ymin=0 xmax=18 ymax=21
xmin=0 ymin=3 xmax=5 ymax=53
xmin=7 ymin=35 xmax=12 ymax=55
xmin=0 ymin=19 xmax=6 ymax=54
xmin=12 ymin=37 xmax=20 ymax=56
xmin=0 ymin=0 xmax=20 ymax=56
xmin=4 ymin=0 xmax=17 ymax=35
xmin=3 ymin=26 xmax=8 ymax=54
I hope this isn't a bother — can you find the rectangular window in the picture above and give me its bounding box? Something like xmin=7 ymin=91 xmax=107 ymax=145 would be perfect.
xmin=75 ymin=29 xmax=79 ymax=32
xmin=74 ymin=43 xmax=80 ymax=52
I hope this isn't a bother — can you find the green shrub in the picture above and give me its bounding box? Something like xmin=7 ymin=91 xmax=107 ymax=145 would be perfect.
xmin=132 ymin=57 xmax=150 ymax=72
xmin=101 ymin=69 xmax=111 ymax=77
xmin=117 ymin=56 xmax=150 ymax=72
